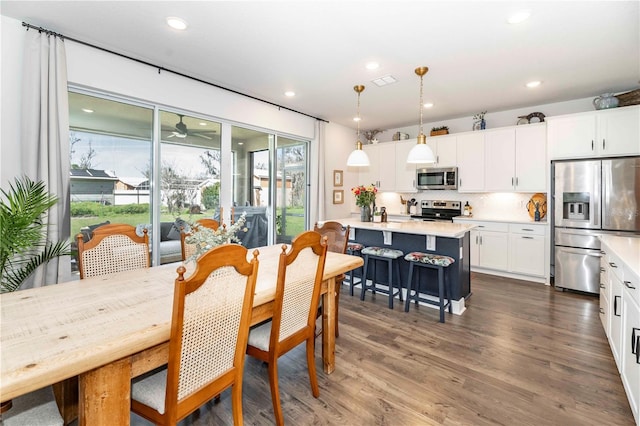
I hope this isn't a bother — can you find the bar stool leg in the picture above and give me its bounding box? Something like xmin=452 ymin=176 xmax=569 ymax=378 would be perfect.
xmin=395 ymin=258 xmax=403 ymax=302
xmin=360 ymin=255 xmax=370 ymax=301
xmin=438 ymin=266 xmax=445 ymax=323
xmin=387 ymin=259 xmax=394 ymax=309
xmin=404 ymin=262 xmax=414 ymax=312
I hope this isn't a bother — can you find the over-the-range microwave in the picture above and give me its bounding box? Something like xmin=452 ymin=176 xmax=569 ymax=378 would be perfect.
xmin=416 ymin=167 xmax=458 ymax=190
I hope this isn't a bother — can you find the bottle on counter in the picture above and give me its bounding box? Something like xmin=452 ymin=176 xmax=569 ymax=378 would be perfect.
xmin=463 ymin=201 xmax=472 ymax=216
xmin=381 ymin=207 xmax=387 ymax=222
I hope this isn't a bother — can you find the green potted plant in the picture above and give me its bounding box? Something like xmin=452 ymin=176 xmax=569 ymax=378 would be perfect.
xmin=1 ymin=176 xmax=71 ymax=292
xmin=430 ymin=126 xmax=449 ymax=136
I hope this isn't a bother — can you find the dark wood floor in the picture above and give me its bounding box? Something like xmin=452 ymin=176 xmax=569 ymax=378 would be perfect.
xmin=133 ymin=273 xmax=635 ymax=425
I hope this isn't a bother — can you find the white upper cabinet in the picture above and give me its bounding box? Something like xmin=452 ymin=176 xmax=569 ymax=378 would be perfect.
xmin=456 ymin=133 xmax=485 ymax=192
xmin=484 ymin=128 xmax=516 ymax=192
xmin=426 ymin=134 xmax=457 ymax=167
xmin=484 ymin=124 xmax=547 ymax=192
xmin=514 ymin=124 xmax=547 ymax=192
xmin=395 ymin=139 xmax=417 ymax=192
xmin=548 ymin=105 xmax=640 ymax=159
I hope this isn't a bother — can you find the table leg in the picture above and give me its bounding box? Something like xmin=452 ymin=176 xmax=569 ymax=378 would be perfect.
xmin=79 ymin=357 xmax=131 ymax=426
xmin=322 ymin=277 xmax=336 ymax=374
xmin=52 ymin=377 xmax=78 ymax=425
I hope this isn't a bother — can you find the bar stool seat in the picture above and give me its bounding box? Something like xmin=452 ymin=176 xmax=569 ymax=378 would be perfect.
xmin=346 ymin=243 xmax=364 ymax=296
xmin=360 ymin=247 xmax=404 ymax=309
xmin=404 ymin=252 xmax=455 ymax=323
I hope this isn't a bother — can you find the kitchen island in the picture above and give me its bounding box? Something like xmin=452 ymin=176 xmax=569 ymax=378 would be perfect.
xmin=333 ymin=218 xmax=475 ymax=314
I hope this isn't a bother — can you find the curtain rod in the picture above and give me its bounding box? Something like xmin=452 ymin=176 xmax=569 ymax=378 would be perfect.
xmin=22 ymin=22 xmax=329 ymax=123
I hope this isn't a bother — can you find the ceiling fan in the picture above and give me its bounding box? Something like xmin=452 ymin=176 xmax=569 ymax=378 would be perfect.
xmin=167 ymin=114 xmax=213 ymax=140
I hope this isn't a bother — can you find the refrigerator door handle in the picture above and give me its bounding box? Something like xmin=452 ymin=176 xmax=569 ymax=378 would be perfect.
xmin=593 ymin=162 xmax=600 ymax=228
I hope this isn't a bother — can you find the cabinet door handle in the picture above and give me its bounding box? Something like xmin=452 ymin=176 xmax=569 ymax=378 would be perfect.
xmin=516 ymin=177 xmax=519 ymax=186
xmin=477 ymin=225 xmax=485 ymax=228
xmin=511 ymin=177 xmax=514 ymax=186
xmin=522 ymin=236 xmax=533 ymax=239
xmin=475 ymin=235 xmax=479 ymax=244
xmin=632 ymin=328 xmax=639 ymax=355
xmin=522 ymin=228 xmax=534 ymax=231
xmin=591 ymin=140 xmax=594 ymax=151
xmin=614 ymin=295 xmax=621 ymax=316
xmin=636 ymin=335 xmax=640 ymax=364
xmin=599 ymin=283 xmax=605 ymax=289
xmin=600 ymin=250 xmax=606 ymax=255
xmin=624 ymin=280 xmax=636 ymax=289
xmin=436 ymin=155 xmax=439 ymax=164
xmin=602 ymin=139 xmax=606 ymax=150
xmin=480 ymin=236 xmax=483 ymax=245
xmin=609 ymin=262 xmax=617 ymax=268
xmin=459 ymin=178 xmax=462 ymax=187
xmin=599 ymin=308 xmax=605 ymax=314
xmin=600 ymin=267 xmax=605 ymax=272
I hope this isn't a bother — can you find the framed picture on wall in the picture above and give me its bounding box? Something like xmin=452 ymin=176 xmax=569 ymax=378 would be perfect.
xmin=333 ymin=190 xmax=344 ymax=204
xmin=333 ymin=170 xmax=343 ymax=187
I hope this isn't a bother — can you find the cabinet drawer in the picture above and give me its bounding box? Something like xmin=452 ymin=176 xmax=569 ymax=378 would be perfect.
xmin=508 ymin=223 xmax=546 ymax=236
xmin=605 ymin=250 xmax=625 ymax=282
xmin=468 ymin=221 xmax=509 ymax=233
xmin=623 ymin=265 xmax=639 ymax=306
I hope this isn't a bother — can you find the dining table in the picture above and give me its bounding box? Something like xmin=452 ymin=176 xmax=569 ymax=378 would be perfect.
xmin=0 ymin=243 xmax=363 ymax=425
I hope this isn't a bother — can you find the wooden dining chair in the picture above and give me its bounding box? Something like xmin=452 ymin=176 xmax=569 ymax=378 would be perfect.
xmin=76 ymin=223 xmax=150 ymax=278
xmin=0 ymin=386 xmax=64 ymax=425
xmin=180 ymin=218 xmax=220 ymax=261
xmin=246 ymin=231 xmax=328 ymax=426
xmin=313 ymin=221 xmax=349 ymax=338
xmin=130 ymin=244 xmax=259 ymax=425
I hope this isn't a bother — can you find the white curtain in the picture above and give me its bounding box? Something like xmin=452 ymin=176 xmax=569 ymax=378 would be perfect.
xmin=20 ymin=28 xmax=71 ymax=288
xmin=316 ymin=120 xmax=326 ymax=221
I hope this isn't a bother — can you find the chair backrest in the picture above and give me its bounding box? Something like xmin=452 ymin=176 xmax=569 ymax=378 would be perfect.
xmin=269 ymin=231 xmax=328 ymax=348
xmin=180 ymin=219 xmax=221 ymax=261
xmin=76 ymin=223 xmax=150 ymax=279
xmin=313 ymin=221 xmax=349 ymax=254
xmin=165 ymin=244 xmax=259 ymax=421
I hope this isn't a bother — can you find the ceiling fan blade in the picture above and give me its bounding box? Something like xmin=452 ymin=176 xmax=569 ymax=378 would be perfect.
xmin=194 ymin=133 xmax=213 ymax=140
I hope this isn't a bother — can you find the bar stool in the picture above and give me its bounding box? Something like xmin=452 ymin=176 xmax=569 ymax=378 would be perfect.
xmin=404 ymin=252 xmax=455 ymax=323
xmin=346 ymin=242 xmax=364 ymax=296
xmin=360 ymin=246 xmax=404 ymax=309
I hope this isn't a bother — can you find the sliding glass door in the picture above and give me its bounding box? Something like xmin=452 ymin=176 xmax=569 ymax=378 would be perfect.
xmin=231 ymin=126 xmax=309 ymax=246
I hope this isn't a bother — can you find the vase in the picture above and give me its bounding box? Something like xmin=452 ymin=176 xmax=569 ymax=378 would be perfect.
xmin=360 ymin=205 xmax=372 ymax=222
xmin=480 ymin=119 xmax=486 ymax=130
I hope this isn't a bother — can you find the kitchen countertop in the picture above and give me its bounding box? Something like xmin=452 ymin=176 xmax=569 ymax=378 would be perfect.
xmin=599 ymin=234 xmax=640 ymax=277
xmin=453 ymin=216 xmax=548 ymax=225
xmin=333 ymin=217 xmax=475 ymax=239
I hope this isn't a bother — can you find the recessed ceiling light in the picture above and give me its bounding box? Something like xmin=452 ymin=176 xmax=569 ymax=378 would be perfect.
xmin=199 ymin=122 xmax=207 ymax=126
xmin=507 ymin=10 xmax=531 ymax=24
xmin=238 ymin=142 xmax=244 ymax=145
xmin=81 ymin=108 xmax=94 ymax=113
xmin=284 ymin=91 xmax=296 ymax=97
xmin=366 ymin=62 xmax=379 ymax=70
xmin=526 ymin=80 xmax=542 ymax=88
xmin=423 ymin=103 xmax=434 ymax=108
xmin=353 ymin=117 xmax=361 ymax=122
xmin=166 ymin=17 xmax=188 ymax=30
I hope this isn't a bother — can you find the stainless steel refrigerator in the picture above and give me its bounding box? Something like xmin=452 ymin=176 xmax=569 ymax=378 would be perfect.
xmin=553 ymin=157 xmax=640 ymax=294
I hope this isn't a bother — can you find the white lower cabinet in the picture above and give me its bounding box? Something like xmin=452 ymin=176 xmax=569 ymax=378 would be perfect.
xmin=456 ymin=219 xmax=548 ymax=282
xmin=509 ymin=224 xmax=546 ymax=276
xmin=600 ymin=238 xmax=640 ymax=425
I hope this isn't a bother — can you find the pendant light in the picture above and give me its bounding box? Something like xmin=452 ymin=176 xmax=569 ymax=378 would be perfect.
xmin=407 ymin=67 xmax=436 ymax=164
xmin=346 ymin=85 xmax=370 ymax=167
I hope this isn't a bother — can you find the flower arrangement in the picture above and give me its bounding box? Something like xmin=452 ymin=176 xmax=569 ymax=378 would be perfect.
xmin=473 ymin=111 xmax=487 ymax=121
xmin=351 ymin=184 xmax=377 ymax=207
xmin=184 ymin=212 xmax=247 ymax=262
xmin=362 ymin=129 xmax=385 ymax=143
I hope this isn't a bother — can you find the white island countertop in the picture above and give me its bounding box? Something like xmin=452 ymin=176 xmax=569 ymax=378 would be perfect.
xmin=599 ymin=234 xmax=640 ymax=277
xmin=332 ymin=218 xmax=475 ymax=239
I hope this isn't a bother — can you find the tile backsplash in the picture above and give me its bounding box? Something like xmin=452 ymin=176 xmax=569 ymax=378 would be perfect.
xmin=373 ymin=190 xmax=548 ymax=222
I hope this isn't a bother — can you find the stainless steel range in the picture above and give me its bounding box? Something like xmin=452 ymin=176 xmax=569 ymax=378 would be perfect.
xmin=411 ymin=200 xmax=462 ymax=222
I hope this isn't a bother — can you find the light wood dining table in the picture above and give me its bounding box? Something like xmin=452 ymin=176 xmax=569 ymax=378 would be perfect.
xmin=0 ymin=243 xmax=363 ymax=425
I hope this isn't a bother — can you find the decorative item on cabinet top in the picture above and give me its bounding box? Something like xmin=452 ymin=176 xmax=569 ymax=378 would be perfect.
xmin=363 ymin=129 xmax=385 ymax=144
xmin=393 ymin=132 xmax=410 ymax=141
xmin=615 ymin=88 xmax=640 ymax=107
xmin=430 ymin=126 xmax=449 ymax=136
xmin=592 ymin=93 xmax=619 ymax=110
xmin=472 ymin=111 xmax=487 ymax=131
xmin=516 ymin=112 xmax=546 ymax=125
xmin=526 ymin=193 xmax=547 ymax=220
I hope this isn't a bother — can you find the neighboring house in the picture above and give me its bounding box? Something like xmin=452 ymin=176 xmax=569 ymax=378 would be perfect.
xmin=114 ymin=177 xmax=150 ymax=205
xmin=69 ymin=169 xmax=118 ymax=204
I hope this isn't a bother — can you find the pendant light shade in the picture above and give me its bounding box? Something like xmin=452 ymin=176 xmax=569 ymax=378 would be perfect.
xmin=347 ymin=85 xmax=370 ymax=167
xmin=407 ymin=67 xmax=436 ymax=165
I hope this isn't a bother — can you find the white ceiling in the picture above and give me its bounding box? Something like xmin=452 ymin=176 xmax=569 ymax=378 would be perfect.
xmin=2 ymin=1 xmax=639 ymax=131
